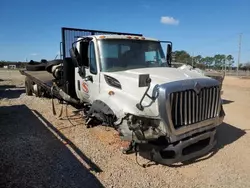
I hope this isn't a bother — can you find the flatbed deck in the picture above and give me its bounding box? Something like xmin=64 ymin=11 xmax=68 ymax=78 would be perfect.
xmin=19 ymin=69 xmax=79 ymax=107
xmin=20 ymin=70 xmax=54 ymax=89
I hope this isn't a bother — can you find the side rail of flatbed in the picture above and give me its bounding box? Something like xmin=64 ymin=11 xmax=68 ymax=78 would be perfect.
xmin=20 ymin=69 xmax=53 ymax=89
xmin=19 ymin=69 xmax=80 ymax=106
xmin=19 ymin=69 xmax=62 ymax=99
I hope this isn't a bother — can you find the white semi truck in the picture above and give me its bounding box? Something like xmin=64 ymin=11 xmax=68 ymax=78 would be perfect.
xmin=20 ymin=27 xmax=225 ymax=165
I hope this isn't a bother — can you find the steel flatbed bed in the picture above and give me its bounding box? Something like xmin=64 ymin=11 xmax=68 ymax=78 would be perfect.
xmin=19 ymin=69 xmax=80 ymax=106
xmin=19 ymin=69 xmax=65 ymax=100
xmin=20 ymin=69 xmax=54 ymax=89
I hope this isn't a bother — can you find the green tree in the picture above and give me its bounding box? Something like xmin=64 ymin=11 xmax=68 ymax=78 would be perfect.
xmin=173 ymin=50 xmax=192 ymax=65
xmin=200 ymin=56 xmax=214 ymax=68
xmin=226 ymin=55 xmax=234 ymax=70
xmin=193 ymin=55 xmax=202 ymax=65
xmin=214 ymin=54 xmax=226 ymax=69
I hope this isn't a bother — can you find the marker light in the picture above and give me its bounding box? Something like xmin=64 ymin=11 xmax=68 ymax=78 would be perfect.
xmin=99 ymin=36 xmax=106 ymax=39
xmin=108 ymin=91 xmax=115 ymax=96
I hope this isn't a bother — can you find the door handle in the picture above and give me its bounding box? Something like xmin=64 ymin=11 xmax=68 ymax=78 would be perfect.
xmin=84 ymin=75 xmax=93 ymax=82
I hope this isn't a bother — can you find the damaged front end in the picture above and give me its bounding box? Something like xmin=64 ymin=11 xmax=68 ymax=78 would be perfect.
xmin=117 ymin=114 xmax=164 ymax=143
xmin=118 ymin=75 xmax=225 ymax=165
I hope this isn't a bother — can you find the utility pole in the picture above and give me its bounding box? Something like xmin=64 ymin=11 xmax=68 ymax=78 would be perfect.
xmin=237 ymin=33 xmax=242 ymax=76
xmin=224 ymin=57 xmax=226 ymax=73
xmin=192 ymin=52 xmax=194 ymax=67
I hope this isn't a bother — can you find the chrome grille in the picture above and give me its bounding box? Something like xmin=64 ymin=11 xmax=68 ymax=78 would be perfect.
xmin=170 ymin=86 xmax=220 ymax=129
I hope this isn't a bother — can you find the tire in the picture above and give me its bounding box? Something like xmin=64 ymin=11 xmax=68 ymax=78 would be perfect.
xmin=26 ymin=63 xmax=46 ymax=71
xmin=25 ymin=77 xmax=33 ymax=96
xmin=45 ymin=60 xmax=63 ymax=73
xmin=34 ymin=85 xmax=43 ymax=97
xmin=41 ymin=59 xmax=48 ymax=63
xmin=28 ymin=60 xmax=40 ymax=65
xmin=86 ymin=100 xmax=117 ymax=127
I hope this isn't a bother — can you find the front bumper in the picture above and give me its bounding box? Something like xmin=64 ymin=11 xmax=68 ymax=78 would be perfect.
xmin=138 ymin=128 xmax=217 ymax=165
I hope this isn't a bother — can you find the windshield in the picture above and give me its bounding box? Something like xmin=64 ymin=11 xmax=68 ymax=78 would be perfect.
xmin=97 ymin=39 xmax=167 ymax=72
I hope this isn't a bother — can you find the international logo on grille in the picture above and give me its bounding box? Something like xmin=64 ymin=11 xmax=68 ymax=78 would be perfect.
xmin=194 ymin=82 xmax=202 ymax=94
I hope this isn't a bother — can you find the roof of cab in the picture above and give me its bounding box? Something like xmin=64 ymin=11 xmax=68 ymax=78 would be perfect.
xmin=78 ymin=34 xmax=159 ymax=42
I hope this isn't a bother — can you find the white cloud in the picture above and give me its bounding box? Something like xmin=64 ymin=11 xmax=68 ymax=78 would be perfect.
xmin=30 ymin=53 xmax=39 ymax=56
xmin=160 ymin=16 xmax=179 ymax=25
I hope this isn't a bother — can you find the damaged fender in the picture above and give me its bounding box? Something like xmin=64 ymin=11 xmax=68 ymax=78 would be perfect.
xmin=94 ymin=89 xmax=160 ymax=122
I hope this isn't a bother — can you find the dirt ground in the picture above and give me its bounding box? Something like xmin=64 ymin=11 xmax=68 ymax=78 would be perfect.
xmin=0 ymin=69 xmax=250 ymax=188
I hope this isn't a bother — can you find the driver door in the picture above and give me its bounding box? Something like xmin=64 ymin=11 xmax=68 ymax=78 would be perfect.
xmin=83 ymin=41 xmax=99 ymax=103
xmin=75 ymin=40 xmax=100 ymax=103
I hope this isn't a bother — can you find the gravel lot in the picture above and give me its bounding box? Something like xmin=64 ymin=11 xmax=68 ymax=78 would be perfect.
xmin=0 ymin=69 xmax=250 ymax=188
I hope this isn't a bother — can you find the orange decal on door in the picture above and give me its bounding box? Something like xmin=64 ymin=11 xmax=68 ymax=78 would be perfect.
xmin=82 ymin=82 xmax=89 ymax=93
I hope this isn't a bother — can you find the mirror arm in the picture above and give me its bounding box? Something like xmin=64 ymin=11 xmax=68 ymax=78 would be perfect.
xmin=136 ymin=84 xmax=151 ymax=111
xmin=146 ymin=93 xmax=157 ymax=101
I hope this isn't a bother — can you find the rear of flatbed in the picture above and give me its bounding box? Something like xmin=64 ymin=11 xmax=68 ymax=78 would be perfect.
xmin=19 ymin=69 xmax=63 ymax=100
xmin=20 ymin=69 xmax=54 ymax=90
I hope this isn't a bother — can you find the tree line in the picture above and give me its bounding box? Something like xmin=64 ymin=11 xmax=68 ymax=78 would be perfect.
xmin=172 ymin=50 xmax=250 ymax=71
xmin=0 ymin=61 xmax=27 ymax=68
xmin=1 ymin=52 xmax=250 ymax=71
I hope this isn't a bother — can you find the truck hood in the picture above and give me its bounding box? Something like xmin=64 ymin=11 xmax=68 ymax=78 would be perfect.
xmin=104 ymin=67 xmax=208 ymax=86
xmin=101 ymin=67 xmax=214 ymax=117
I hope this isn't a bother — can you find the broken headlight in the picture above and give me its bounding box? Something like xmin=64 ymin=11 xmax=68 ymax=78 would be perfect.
xmin=127 ymin=114 xmax=162 ymax=141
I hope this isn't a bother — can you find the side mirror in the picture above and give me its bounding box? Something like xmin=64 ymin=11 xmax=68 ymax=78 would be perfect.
xmin=166 ymin=44 xmax=172 ymax=66
xmin=69 ymin=47 xmax=86 ymax=78
xmin=138 ymin=74 xmax=151 ymax=87
xmin=69 ymin=47 xmax=80 ymax=66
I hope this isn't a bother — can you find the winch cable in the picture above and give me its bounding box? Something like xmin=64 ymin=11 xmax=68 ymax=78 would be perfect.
xmin=51 ymin=86 xmax=57 ymax=116
xmin=50 ymin=85 xmax=81 ymax=126
xmin=65 ymin=103 xmax=78 ymax=127
xmin=131 ymin=131 xmax=154 ymax=168
xmin=130 ymin=131 xmax=145 ymax=168
xmin=135 ymin=145 xmax=154 ymax=168
xmin=65 ymin=104 xmax=83 ymax=120
xmin=135 ymin=144 xmax=145 ymax=168
xmin=58 ymin=102 xmax=64 ymax=118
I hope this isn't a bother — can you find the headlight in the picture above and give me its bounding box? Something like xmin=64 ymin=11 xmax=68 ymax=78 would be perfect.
xmin=104 ymin=75 xmax=122 ymax=89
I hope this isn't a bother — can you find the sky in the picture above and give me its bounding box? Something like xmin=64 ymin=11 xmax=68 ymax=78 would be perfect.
xmin=0 ymin=0 xmax=250 ymax=64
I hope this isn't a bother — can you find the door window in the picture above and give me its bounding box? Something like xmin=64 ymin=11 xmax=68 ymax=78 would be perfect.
xmin=88 ymin=41 xmax=97 ymax=74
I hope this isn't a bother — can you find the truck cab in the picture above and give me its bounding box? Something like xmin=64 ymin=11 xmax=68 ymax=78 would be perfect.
xmin=69 ymin=34 xmax=225 ymax=165
xmin=74 ymin=35 xmax=168 ymax=103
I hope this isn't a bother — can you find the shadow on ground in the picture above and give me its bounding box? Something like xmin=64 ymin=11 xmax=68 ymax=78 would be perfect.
xmin=143 ymin=122 xmax=246 ymax=168
xmin=222 ymin=99 xmax=234 ymax=105
xmin=0 ymin=105 xmax=104 ymax=188
xmin=182 ymin=122 xmax=246 ymax=166
xmin=0 ymin=85 xmax=25 ymax=99
xmin=216 ymin=122 xmax=246 ymax=149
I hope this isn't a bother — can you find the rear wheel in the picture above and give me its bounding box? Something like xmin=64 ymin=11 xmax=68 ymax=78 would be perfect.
xmin=25 ymin=77 xmax=32 ymax=96
xmin=33 ymin=84 xmax=43 ymax=97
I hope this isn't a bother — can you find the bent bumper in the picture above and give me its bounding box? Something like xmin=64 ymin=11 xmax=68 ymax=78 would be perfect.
xmin=138 ymin=128 xmax=217 ymax=165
